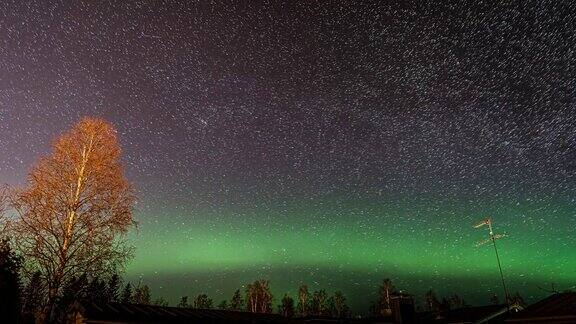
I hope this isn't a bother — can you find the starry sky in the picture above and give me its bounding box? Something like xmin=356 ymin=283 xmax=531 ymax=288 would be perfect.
xmin=1 ymin=0 xmax=576 ymax=312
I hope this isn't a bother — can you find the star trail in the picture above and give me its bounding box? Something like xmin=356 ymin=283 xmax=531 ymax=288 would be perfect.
xmin=1 ymin=0 xmax=575 ymax=312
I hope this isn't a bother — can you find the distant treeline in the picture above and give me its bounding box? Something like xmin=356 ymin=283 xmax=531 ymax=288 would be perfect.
xmin=0 ymin=239 xmax=525 ymax=323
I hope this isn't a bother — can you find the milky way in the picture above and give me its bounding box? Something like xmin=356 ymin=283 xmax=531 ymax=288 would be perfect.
xmin=1 ymin=0 xmax=575 ymax=311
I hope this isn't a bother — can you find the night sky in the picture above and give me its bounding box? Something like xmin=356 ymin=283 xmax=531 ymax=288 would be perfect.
xmin=1 ymin=0 xmax=576 ymax=312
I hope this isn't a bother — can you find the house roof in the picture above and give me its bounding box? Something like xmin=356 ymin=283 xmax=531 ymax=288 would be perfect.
xmin=79 ymin=302 xmax=288 ymax=323
xmin=418 ymin=304 xmax=522 ymax=323
xmin=506 ymin=292 xmax=576 ymax=322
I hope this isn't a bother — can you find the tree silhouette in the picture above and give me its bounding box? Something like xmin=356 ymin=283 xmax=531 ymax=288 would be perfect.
xmin=49 ymin=274 xmax=118 ymax=322
xmin=377 ymin=278 xmax=395 ymax=315
xmin=310 ymin=290 xmax=327 ymax=316
xmin=21 ymin=271 xmax=44 ymax=322
xmin=449 ymin=294 xmax=466 ymax=309
xmin=133 ymin=285 xmax=151 ymax=304
xmin=0 ymin=239 xmax=22 ymax=323
xmin=121 ymin=283 xmax=133 ymax=303
xmin=297 ymin=284 xmax=310 ymax=316
xmin=194 ymin=293 xmax=213 ymax=309
xmin=86 ymin=276 xmax=108 ymax=304
xmin=440 ymin=297 xmax=451 ymax=312
xmin=11 ymin=117 xmax=136 ymax=321
xmin=230 ymin=289 xmax=244 ymax=311
xmin=218 ymin=300 xmax=228 ymax=310
xmin=425 ymin=289 xmax=440 ymax=312
xmin=177 ymin=296 xmax=189 ymax=308
xmin=278 ymin=294 xmax=295 ymax=317
xmin=107 ymin=274 xmax=122 ymax=302
xmin=330 ymin=291 xmax=348 ymax=318
xmin=153 ymin=297 xmax=169 ymax=307
xmin=53 ymin=274 xmax=90 ymax=322
xmin=246 ymin=279 xmax=273 ymax=313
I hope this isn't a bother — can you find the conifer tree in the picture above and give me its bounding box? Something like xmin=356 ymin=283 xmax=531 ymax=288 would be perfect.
xmin=121 ymin=283 xmax=133 ymax=303
xmin=177 ymin=296 xmax=189 ymax=308
xmin=133 ymin=285 xmax=151 ymax=304
xmin=230 ymin=289 xmax=244 ymax=310
xmin=0 ymin=239 xmax=22 ymax=323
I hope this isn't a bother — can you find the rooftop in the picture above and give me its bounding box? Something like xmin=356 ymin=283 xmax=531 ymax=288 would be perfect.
xmin=76 ymin=302 xmax=288 ymax=323
xmin=506 ymin=292 xmax=576 ymax=323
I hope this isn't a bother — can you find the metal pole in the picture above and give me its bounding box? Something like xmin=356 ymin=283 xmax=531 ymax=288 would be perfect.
xmin=474 ymin=217 xmax=510 ymax=310
xmin=491 ymin=235 xmax=509 ymax=309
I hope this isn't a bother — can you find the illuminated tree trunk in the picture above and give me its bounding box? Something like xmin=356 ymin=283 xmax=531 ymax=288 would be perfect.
xmin=45 ymin=136 xmax=94 ymax=320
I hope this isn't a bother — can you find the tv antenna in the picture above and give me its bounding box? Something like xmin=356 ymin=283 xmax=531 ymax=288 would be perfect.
xmin=474 ymin=217 xmax=510 ymax=306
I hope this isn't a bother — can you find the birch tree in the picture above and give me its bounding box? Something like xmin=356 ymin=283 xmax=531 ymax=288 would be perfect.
xmin=377 ymin=278 xmax=395 ymax=315
xmin=246 ymin=279 xmax=273 ymax=313
xmin=278 ymin=294 xmax=295 ymax=317
xmin=297 ymin=284 xmax=309 ymax=316
xmin=332 ymin=291 xmax=347 ymax=318
xmin=310 ymin=290 xmax=327 ymax=316
xmin=11 ymin=117 xmax=135 ymax=321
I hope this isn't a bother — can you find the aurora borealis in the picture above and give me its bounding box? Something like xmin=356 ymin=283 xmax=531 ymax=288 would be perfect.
xmin=126 ymin=193 xmax=575 ymax=311
xmin=1 ymin=0 xmax=576 ymax=313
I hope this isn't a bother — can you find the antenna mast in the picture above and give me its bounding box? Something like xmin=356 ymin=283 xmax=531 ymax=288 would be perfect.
xmin=474 ymin=217 xmax=510 ymax=306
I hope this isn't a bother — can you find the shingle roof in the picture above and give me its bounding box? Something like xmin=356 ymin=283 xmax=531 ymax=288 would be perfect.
xmin=418 ymin=304 xmax=522 ymax=323
xmin=506 ymin=292 xmax=576 ymax=322
xmin=443 ymin=304 xmax=507 ymax=323
xmin=80 ymin=302 xmax=288 ymax=323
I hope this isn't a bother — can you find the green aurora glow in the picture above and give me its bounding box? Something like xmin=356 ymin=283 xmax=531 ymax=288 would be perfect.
xmin=125 ymin=193 xmax=576 ymax=310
